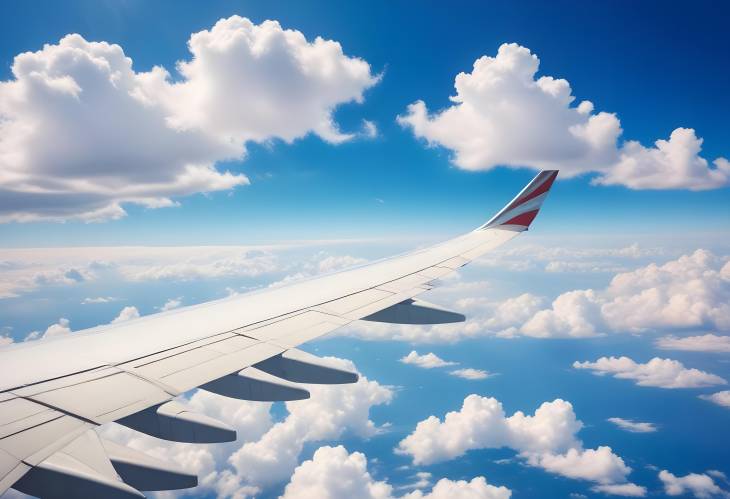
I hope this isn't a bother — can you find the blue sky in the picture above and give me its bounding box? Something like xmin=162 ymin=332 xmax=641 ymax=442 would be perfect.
xmin=1 ymin=0 xmax=729 ymax=245
xmin=1 ymin=2 xmax=730 ymax=499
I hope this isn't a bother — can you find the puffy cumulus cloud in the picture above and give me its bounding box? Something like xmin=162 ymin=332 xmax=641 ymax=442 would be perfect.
xmin=397 ymin=43 xmax=621 ymax=176
xmin=0 ymin=34 xmax=246 ymax=223
xmin=166 ymin=16 xmax=379 ymax=145
xmin=700 ymin=390 xmax=730 ymax=409
xmin=24 ymin=317 xmax=73 ymax=341
xmin=111 ymin=305 xmax=140 ymax=323
xmin=573 ymin=356 xmax=726 ymax=389
xmin=400 ymin=351 xmax=457 ymax=369
xmin=404 ymin=476 xmax=512 ymax=499
xmin=281 ymin=445 xmax=511 ymax=499
xmin=0 ymin=334 xmax=14 ymax=347
xmin=606 ymin=418 xmax=657 ymax=433
xmin=521 ymin=289 xmax=604 ymax=338
xmin=0 ymin=16 xmax=378 ymax=222
xmin=159 ymin=297 xmax=182 ymax=312
xmin=225 ymin=357 xmax=393 ymax=490
xmin=516 ymin=250 xmax=730 ymax=338
xmin=659 ymin=470 xmax=729 ymax=498
xmin=601 ymin=250 xmax=730 ymax=332
xmin=655 ymin=334 xmax=730 ymax=353
xmin=595 ymin=128 xmax=730 ymax=191
xmin=449 ymin=368 xmax=491 ymax=380
xmin=529 ymin=447 xmax=631 ymax=485
xmin=281 ymin=445 xmax=392 ymax=499
xmin=398 ymin=43 xmax=729 ymax=190
xmin=396 ymin=395 xmax=637 ymax=490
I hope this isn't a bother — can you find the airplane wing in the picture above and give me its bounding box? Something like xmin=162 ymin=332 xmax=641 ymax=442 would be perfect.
xmin=0 ymin=170 xmax=558 ymax=498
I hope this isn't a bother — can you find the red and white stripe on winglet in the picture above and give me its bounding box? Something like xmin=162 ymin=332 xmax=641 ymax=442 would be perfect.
xmin=479 ymin=170 xmax=558 ymax=232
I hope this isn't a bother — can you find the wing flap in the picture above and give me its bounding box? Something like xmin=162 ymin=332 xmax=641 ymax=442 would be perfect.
xmin=12 ymin=430 xmax=144 ymax=499
xmin=102 ymin=438 xmax=197 ymax=491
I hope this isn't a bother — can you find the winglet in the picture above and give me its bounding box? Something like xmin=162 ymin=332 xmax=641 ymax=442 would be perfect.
xmin=478 ymin=170 xmax=558 ymax=232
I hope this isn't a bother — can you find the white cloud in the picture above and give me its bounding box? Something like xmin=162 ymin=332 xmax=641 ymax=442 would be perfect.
xmin=159 ymin=297 xmax=182 ymax=311
xmin=396 ymin=395 xmax=636 ymax=489
xmin=281 ymin=445 xmax=511 ymax=499
xmin=25 ymin=317 xmax=73 ymax=341
xmin=268 ymin=251 xmax=369 ymax=288
xmin=0 ymin=243 xmax=362 ymax=297
xmin=404 ymin=476 xmax=511 ymax=499
xmin=521 ymin=289 xmax=604 ymax=338
xmin=655 ymin=334 xmax=730 ymax=353
xmin=281 ymin=445 xmax=392 ymax=499
xmin=398 ymin=42 xmax=728 ymax=190
xmin=0 ymin=335 xmax=14 ymax=347
xmin=474 ymin=242 xmax=663 ymax=276
xmin=0 ymin=264 xmax=95 ymax=298
xmin=0 ymin=16 xmax=378 ymax=222
xmin=449 ymin=368 xmax=491 ymax=380
xmin=595 ymin=128 xmax=730 ymax=191
xmin=167 ymin=17 xmax=378 ymax=145
xmin=606 ymin=418 xmax=657 ymax=433
xmin=362 ymin=120 xmax=379 ymax=139
xmin=573 ymin=356 xmax=726 ymax=389
xmin=316 ymin=254 xmax=368 ymax=274
xmin=529 ymin=447 xmax=630 ymax=484
xmin=120 ymin=250 xmax=280 ymax=282
xmin=400 ymin=351 xmax=457 ymax=369
xmin=659 ymin=470 xmax=729 ymax=498
xmin=591 ymin=483 xmax=647 ymax=497
xmin=700 ymin=390 xmax=730 ymax=409
xmin=111 ymin=305 xmax=140 ymax=323
xmin=81 ymin=296 xmax=116 ymax=304
xmin=518 ymin=250 xmax=730 ymax=338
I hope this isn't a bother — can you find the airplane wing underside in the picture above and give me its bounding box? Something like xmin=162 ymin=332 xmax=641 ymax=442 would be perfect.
xmin=0 ymin=170 xmax=558 ymax=498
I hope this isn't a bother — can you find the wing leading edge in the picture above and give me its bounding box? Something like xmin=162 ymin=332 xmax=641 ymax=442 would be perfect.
xmin=0 ymin=170 xmax=558 ymax=497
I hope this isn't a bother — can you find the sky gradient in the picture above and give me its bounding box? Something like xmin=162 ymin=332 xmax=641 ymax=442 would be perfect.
xmin=1 ymin=2 xmax=729 ymax=499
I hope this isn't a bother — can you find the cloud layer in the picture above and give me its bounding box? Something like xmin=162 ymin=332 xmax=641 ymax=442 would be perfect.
xmin=655 ymin=334 xmax=730 ymax=353
xmin=341 ymin=248 xmax=730 ymax=343
xmin=0 ymin=16 xmax=378 ymax=222
xmin=519 ymin=250 xmax=730 ymax=338
xmin=398 ymin=43 xmax=729 ymax=190
xmin=573 ymin=356 xmax=726 ymax=389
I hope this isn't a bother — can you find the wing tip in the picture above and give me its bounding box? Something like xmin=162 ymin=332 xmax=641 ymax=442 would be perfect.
xmin=479 ymin=169 xmax=559 ymax=231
